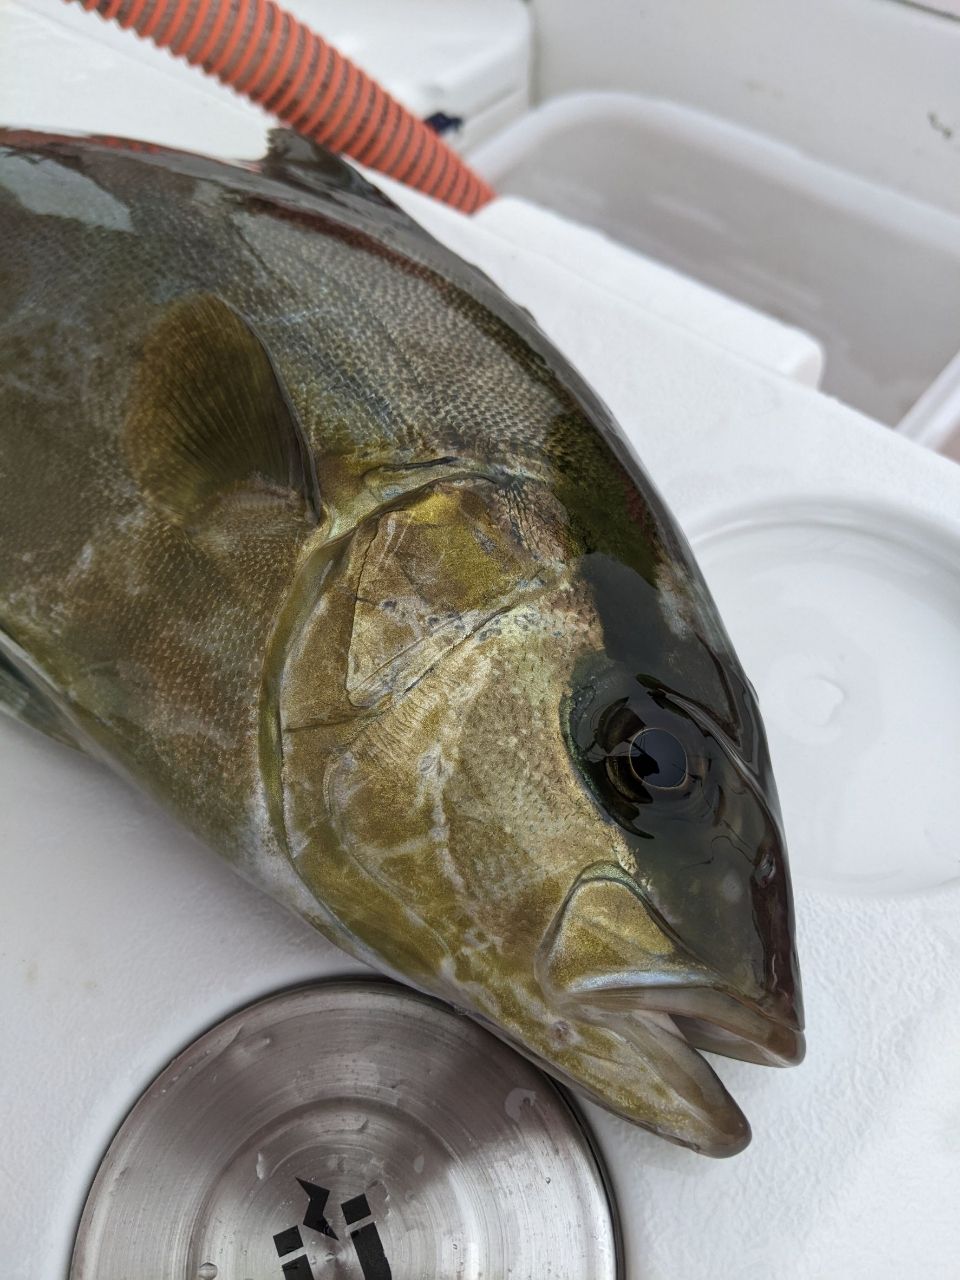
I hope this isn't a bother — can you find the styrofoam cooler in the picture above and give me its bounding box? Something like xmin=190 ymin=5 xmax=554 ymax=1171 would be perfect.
xmin=2 ymin=4 xmax=960 ymax=1277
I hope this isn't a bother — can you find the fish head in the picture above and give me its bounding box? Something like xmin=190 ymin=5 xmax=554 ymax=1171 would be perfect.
xmin=556 ymin=632 xmax=804 ymax=1061
xmin=277 ymin=466 xmax=803 ymax=1156
xmin=534 ymin=492 xmax=805 ymax=1153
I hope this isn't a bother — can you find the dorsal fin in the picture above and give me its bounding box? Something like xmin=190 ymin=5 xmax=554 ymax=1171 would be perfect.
xmin=261 ymin=128 xmax=398 ymax=211
xmin=125 ymin=292 xmax=321 ymax=528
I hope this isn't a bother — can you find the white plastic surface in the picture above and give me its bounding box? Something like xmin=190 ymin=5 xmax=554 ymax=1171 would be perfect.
xmin=472 ymin=195 xmax=823 ymax=387
xmin=897 ymin=346 xmax=960 ymax=450
xmin=3 ymin=11 xmax=960 ymax=1280
xmin=470 ymin=92 xmax=960 ymax=429
xmin=696 ymin=506 xmax=960 ymax=894
xmin=528 ymin=0 xmax=960 ymax=219
xmin=0 ymin=0 xmax=531 ymax=153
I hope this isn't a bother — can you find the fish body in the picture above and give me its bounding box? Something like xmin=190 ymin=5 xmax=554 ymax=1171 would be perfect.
xmin=0 ymin=130 xmax=802 ymax=1155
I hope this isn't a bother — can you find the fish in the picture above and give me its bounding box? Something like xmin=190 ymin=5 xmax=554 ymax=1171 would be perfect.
xmin=0 ymin=127 xmax=803 ymax=1156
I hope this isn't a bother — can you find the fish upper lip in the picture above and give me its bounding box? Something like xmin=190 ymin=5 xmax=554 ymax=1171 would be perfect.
xmin=583 ymin=981 xmax=805 ymax=1068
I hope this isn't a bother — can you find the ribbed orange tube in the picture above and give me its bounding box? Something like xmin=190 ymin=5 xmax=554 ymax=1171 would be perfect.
xmin=69 ymin=0 xmax=496 ymax=212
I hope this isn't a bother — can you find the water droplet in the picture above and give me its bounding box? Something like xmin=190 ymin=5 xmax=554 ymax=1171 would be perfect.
xmin=413 ymin=1152 xmax=425 ymax=1174
xmin=197 ymin=1265 xmax=218 ymax=1279
xmin=504 ymin=1087 xmax=537 ymax=1121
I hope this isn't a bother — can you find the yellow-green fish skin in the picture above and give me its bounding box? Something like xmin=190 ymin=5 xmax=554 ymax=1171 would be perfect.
xmin=0 ymin=130 xmax=803 ymax=1155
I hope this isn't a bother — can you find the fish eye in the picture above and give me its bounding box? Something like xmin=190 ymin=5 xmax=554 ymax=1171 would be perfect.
xmin=627 ymin=728 xmax=688 ymax=791
xmin=607 ymin=725 xmax=690 ymax=803
xmin=569 ymin=674 xmax=708 ymax=824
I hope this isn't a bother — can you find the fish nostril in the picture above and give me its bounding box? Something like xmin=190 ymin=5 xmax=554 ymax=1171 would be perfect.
xmin=754 ymin=850 xmax=776 ymax=887
xmin=760 ymin=980 xmax=803 ymax=1033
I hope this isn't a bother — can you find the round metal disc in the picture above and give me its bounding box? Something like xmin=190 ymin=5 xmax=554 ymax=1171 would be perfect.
xmin=71 ymin=980 xmax=621 ymax=1279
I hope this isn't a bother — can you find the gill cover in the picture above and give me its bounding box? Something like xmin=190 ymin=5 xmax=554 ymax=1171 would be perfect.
xmin=273 ymin=475 xmax=571 ymax=972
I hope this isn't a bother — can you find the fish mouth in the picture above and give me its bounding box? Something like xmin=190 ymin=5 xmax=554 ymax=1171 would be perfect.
xmin=595 ymin=982 xmax=805 ymax=1068
xmin=535 ymin=865 xmax=804 ymax=1155
xmin=566 ymin=984 xmax=804 ymax=1157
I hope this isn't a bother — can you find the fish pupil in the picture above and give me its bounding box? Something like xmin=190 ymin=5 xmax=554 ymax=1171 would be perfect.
xmin=628 ymin=728 xmax=687 ymax=790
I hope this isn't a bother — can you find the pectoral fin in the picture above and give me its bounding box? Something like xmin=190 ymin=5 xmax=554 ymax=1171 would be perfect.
xmin=0 ymin=637 xmax=83 ymax=751
xmin=125 ymin=293 xmax=321 ymax=529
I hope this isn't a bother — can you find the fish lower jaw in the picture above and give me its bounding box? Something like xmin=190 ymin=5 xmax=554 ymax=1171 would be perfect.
xmin=541 ymin=985 xmax=805 ymax=1157
xmin=613 ymin=1006 xmax=753 ymax=1157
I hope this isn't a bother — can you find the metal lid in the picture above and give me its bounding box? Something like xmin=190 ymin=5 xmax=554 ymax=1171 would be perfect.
xmin=71 ymin=980 xmax=621 ymax=1279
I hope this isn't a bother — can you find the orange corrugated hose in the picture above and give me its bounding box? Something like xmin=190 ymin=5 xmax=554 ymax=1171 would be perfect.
xmin=68 ymin=0 xmax=496 ymax=212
